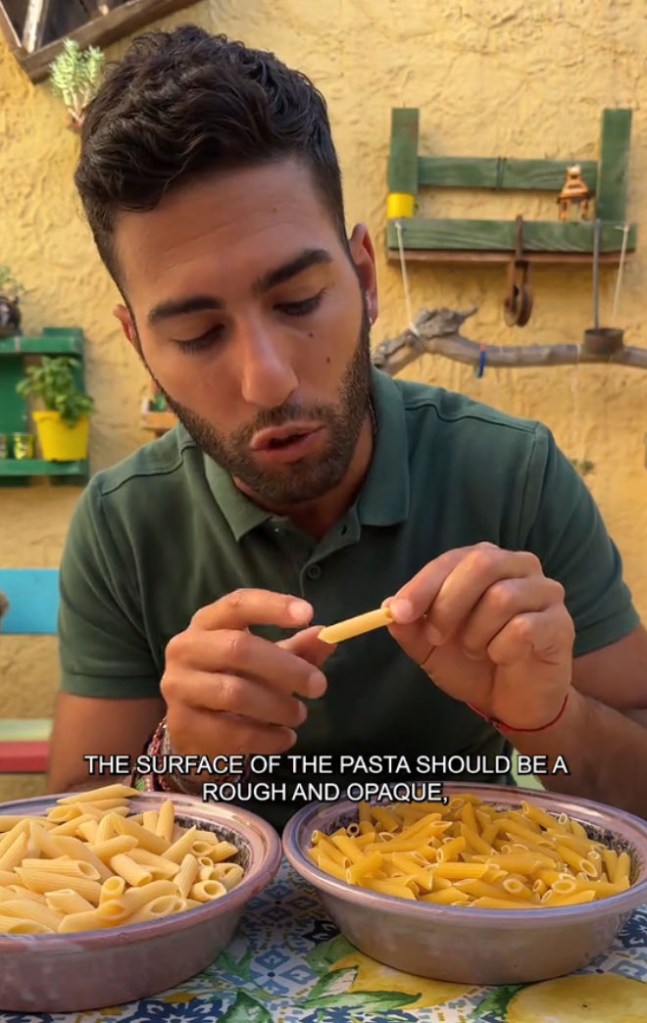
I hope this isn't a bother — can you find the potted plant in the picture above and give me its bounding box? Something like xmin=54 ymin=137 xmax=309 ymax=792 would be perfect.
xmin=49 ymin=39 xmax=105 ymax=132
xmin=16 ymin=357 xmax=94 ymax=461
xmin=0 ymin=266 xmax=25 ymax=338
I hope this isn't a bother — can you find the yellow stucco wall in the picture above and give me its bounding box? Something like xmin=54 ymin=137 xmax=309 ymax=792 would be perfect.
xmin=1 ymin=0 xmax=646 ymax=800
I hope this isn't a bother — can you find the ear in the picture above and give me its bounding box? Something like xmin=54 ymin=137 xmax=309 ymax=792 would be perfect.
xmin=113 ymin=303 xmax=140 ymax=352
xmin=347 ymin=224 xmax=378 ymax=325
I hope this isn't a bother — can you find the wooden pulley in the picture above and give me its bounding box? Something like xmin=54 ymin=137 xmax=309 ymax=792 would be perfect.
xmin=503 ymin=215 xmax=533 ymax=327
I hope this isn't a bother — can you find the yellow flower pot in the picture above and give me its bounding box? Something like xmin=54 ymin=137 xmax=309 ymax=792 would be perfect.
xmin=33 ymin=411 xmax=90 ymax=461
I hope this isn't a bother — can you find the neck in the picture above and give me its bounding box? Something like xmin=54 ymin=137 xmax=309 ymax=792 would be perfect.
xmin=235 ymin=410 xmax=375 ymax=541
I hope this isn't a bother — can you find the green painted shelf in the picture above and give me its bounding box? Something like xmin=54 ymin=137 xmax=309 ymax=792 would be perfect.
xmin=0 ymin=329 xmax=84 ymax=357
xmin=0 ymin=459 xmax=88 ymax=477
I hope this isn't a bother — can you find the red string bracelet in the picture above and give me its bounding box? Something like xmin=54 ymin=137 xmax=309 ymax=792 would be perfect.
xmin=468 ymin=692 xmax=570 ymax=734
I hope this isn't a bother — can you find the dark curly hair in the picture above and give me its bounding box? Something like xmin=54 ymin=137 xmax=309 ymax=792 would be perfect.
xmin=75 ymin=25 xmax=347 ymax=284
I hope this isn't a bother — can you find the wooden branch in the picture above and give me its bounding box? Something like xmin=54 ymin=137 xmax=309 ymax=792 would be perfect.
xmin=371 ymin=307 xmax=647 ymax=375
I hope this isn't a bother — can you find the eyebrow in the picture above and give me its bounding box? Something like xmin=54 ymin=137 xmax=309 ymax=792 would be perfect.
xmin=147 ymin=247 xmax=333 ymax=327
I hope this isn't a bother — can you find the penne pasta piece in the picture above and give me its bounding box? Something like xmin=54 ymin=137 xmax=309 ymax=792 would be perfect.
xmin=57 ymin=784 xmax=139 ymax=805
xmin=0 ymin=898 xmax=63 ymax=931
xmin=109 ymin=854 xmax=153 ymax=888
xmin=164 ymin=826 xmax=199 ymax=865
xmin=0 ymin=833 xmax=28 ymax=872
xmin=156 ymin=801 xmax=175 ymax=843
xmin=142 ymin=811 xmax=159 ymax=834
xmin=130 ymin=895 xmax=184 ymax=923
xmin=318 ymin=606 xmax=393 ymax=644
xmin=0 ymin=914 xmax=53 ymax=934
xmin=105 ymin=880 xmax=176 ymax=916
xmin=21 ymin=857 xmax=99 ymax=880
xmin=58 ymin=908 xmax=122 ymax=933
xmin=112 ymin=816 xmax=170 ymax=856
xmin=190 ymin=880 xmax=228 ymax=902
xmin=100 ymin=875 xmax=126 ymax=903
xmin=77 ymin=820 xmax=99 ymax=844
xmin=420 ymin=887 xmax=470 ymax=905
xmin=175 ymin=854 xmax=200 ymax=898
xmin=207 ymin=840 xmax=240 ymax=863
xmin=90 ymin=835 xmax=138 ymax=863
xmin=127 ymin=847 xmax=180 ymax=878
xmin=46 ymin=889 xmax=95 ymax=915
xmin=6 ymin=885 xmax=47 ymax=905
xmin=14 ymin=868 xmax=102 ymax=904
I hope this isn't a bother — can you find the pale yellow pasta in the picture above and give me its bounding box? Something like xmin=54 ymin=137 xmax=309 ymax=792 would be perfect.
xmin=318 ymin=606 xmax=393 ymax=644
xmin=109 ymin=854 xmax=153 ymax=888
xmin=164 ymin=826 xmax=198 ymax=864
xmin=112 ymin=816 xmax=170 ymax=856
xmin=175 ymin=854 xmax=200 ymax=898
xmin=91 ymin=835 xmax=138 ymax=863
xmin=0 ymin=914 xmax=52 ymax=934
xmin=190 ymin=880 xmax=227 ymax=902
xmin=308 ymin=796 xmax=633 ymax=910
xmin=130 ymin=895 xmax=184 ymax=923
xmin=58 ymin=784 xmax=140 ymax=805
xmin=0 ymin=898 xmax=63 ymax=931
xmin=156 ymin=801 xmax=175 ymax=843
xmin=0 ymin=833 xmax=28 ymax=872
xmin=128 ymin=847 xmax=180 ymax=878
xmin=99 ymin=875 xmax=126 ymax=903
xmin=0 ymin=787 xmax=245 ymax=936
xmin=46 ymin=889 xmax=94 ymax=915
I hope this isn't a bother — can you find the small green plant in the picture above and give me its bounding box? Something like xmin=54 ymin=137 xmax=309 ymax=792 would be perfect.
xmin=17 ymin=357 xmax=94 ymax=428
xmin=49 ymin=39 xmax=105 ymax=130
xmin=0 ymin=266 xmax=26 ymax=302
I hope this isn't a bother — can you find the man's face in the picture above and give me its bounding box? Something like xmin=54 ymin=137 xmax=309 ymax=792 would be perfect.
xmin=113 ymin=159 xmax=378 ymax=508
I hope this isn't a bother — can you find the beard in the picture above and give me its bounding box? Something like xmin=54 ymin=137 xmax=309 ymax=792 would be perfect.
xmin=148 ymin=305 xmax=373 ymax=507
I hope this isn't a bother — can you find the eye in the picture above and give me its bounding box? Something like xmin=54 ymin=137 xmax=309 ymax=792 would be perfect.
xmin=277 ymin=289 xmax=326 ymax=317
xmin=174 ymin=327 xmax=224 ymax=353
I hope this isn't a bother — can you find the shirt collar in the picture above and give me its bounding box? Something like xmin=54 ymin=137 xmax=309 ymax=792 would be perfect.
xmin=202 ymin=366 xmax=410 ymax=541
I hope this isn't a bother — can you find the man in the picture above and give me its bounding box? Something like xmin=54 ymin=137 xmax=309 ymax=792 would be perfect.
xmin=49 ymin=25 xmax=647 ymax=830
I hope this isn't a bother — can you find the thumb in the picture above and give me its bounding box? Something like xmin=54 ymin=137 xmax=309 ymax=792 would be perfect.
xmin=278 ymin=625 xmax=338 ymax=669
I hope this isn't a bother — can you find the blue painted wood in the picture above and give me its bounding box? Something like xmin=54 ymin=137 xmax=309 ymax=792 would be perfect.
xmin=0 ymin=569 xmax=59 ymax=634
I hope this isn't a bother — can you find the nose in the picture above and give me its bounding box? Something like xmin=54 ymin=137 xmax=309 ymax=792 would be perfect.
xmin=238 ymin=319 xmax=298 ymax=409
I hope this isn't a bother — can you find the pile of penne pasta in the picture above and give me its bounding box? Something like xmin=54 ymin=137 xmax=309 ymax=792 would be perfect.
xmin=0 ymin=784 xmax=245 ymax=935
xmin=307 ymin=795 xmax=632 ymax=909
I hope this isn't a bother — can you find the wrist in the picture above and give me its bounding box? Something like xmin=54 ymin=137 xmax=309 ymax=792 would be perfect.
xmin=468 ymin=690 xmax=571 ymax=735
xmin=132 ymin=716 xmax=249 ymax=796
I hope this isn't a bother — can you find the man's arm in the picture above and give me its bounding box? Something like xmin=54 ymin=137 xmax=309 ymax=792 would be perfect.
xmin=47 ymin=692 xmax=165 ymax=793
xmin=509 ymin=625 xmax=647 ymax=815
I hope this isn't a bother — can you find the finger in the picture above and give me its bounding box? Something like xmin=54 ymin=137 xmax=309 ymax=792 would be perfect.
xmin=387 ymin=545 xmax=542 ymax=639
xmin=163 ymin=669 xmax=308 ymax=728
xmin=459 ymin=577 xmax=565 ymax=659
xmin=191 ymin=588 xmax=313 ymax=631
xmin=278 ymin=626 xmax=337 ymax=673
xmin=487 ymin=606 xmax=575 ymax=669
xmin=167 ymin=705 xmax=296 ymax=758
xmin=383 ymin=546 xmax=486 ymax=625
xmin=166 ymin=629 xmax=324 ymax=698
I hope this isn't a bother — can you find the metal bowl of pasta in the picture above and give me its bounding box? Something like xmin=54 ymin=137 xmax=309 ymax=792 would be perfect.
xmin=0 ymin=786 xmax=281 ymax=1012
xmin=283 ymin=782 xmax=647 ymax=985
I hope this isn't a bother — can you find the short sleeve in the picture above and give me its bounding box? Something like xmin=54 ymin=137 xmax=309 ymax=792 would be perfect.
xmin=519 ymin=425 xmax=640 ymax=656
xmin=58 ymin=477 xmax=161 ymax=698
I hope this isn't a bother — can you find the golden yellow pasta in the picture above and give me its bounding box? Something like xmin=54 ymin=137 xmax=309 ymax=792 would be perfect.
xmin=318 ymin=606 xmax=393 ymax=644
xmin=0 ymin=786 xmax=245 ymax=935
xmin=308 ymin=796 xmax=633 ymax=909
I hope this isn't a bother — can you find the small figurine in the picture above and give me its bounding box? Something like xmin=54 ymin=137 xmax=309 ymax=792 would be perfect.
xmin=557 ymin=165 xmax=592 ymax=221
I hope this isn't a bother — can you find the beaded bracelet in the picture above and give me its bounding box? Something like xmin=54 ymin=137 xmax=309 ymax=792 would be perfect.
xmin=131 ymin=716 xmax=249 ymax=795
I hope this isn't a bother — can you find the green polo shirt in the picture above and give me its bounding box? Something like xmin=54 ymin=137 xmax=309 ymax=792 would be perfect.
xmin=59 ymin=368 xmax=639 ymax=828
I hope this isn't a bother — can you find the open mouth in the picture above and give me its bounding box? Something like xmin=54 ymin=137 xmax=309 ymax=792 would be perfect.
xmin=266 ymin=432 xmax=310 ymax=449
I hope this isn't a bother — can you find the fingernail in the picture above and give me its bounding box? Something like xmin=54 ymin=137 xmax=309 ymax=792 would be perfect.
xmin=286 ymin=729 xmax=298 ymax=746
xmin=389 ymin=598 xmax=415 ymax=623
xmin=296 ymin=701 xmax=308 ymax=723
xmin=307 ymin=671 xmax=327 ymax=698
xmin=289 ymin=600 xmax=312 ymax=623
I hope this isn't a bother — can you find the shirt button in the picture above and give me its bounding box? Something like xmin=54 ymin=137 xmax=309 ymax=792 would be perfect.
xmin=306 ymin=564 xmax=322 ymax=580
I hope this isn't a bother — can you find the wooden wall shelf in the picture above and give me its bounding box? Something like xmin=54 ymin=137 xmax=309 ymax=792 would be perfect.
xmin=0 ymin=328 xmax=88 ymax=487
xmin=387 ymin=108 xmax=637 ymax=262
xmin=141 ymin=410 xmax=177 ymax=436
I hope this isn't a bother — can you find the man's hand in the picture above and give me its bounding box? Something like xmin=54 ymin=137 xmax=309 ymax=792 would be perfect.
xmin=161 ymin=589 xmax=335 ymax=758
xmin=384 ymin=542 xmax=575 ymax=730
